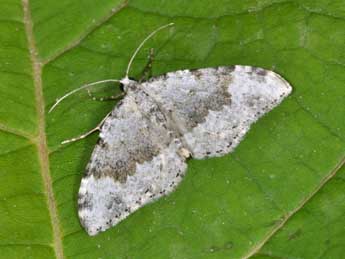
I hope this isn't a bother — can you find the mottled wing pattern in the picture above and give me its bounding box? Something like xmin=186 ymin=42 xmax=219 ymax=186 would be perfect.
xmin=78 ymin=65 xmax=292 ymax=236
xmin=142 ymin=65 xmax=292 ymax=159
xmin=78 ymin=90 xmax=187 ymax=235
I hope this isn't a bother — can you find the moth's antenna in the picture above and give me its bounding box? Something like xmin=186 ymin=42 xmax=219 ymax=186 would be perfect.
xmin=48 ymin=79 xmax=120 ymax=113
xmin=49 ymin=23 xmax=174 ymax=113
xmin=125 ymin=22 xmax=174 ymax=79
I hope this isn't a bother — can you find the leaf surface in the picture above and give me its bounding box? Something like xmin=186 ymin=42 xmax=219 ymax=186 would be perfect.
xmin=0 ymin=0 xmax=344 ymax=258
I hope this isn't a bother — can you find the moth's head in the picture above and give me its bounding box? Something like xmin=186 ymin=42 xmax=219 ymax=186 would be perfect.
xmin=120 ymin=77 xmax=138 ymax=92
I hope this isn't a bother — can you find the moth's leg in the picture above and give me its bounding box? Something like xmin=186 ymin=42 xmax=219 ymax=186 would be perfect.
xmin=87 ymin=89 xmax=125 ymax=101
xmin=139 ymin=48 xmax=154 ymax=83
xmin=61 ymin=111 xmax=112 ymax=144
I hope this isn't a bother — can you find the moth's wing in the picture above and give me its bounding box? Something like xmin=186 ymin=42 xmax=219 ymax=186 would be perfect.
xmin=78 ymin=90 xmax=187 ymax=236
xmin=142 ymin=65 xmax=292 ymax=159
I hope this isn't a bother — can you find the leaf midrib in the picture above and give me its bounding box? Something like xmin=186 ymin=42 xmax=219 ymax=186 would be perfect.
xmin=22 ymin=0 xmax=64 ymax=258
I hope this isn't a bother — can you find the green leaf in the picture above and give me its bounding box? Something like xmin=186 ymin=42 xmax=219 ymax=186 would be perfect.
xmin=0 ymin=0 xmax=344 ymax=258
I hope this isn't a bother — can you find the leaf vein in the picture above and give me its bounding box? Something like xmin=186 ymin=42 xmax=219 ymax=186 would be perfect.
xmin=22 ymin=1 xmax=64 ymax=258
xmin=242 ymin=156 xmax=345 ymax=258
xmin=42 ymin=0 xmax=128 ymax=65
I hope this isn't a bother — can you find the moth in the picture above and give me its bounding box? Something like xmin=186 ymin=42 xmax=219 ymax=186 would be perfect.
xmin=50 ymin=23 xmax=292 ymax=236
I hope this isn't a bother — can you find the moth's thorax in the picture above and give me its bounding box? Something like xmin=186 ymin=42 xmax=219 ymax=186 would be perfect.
xmin=120 ymin=77 xmax=138 ymax=92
